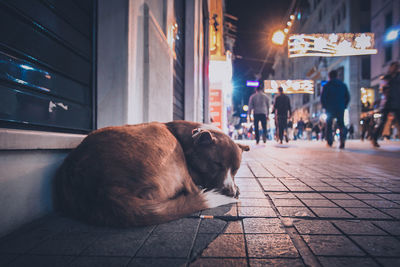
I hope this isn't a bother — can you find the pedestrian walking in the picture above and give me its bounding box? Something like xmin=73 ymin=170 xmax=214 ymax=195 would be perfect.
xmin=305 ymin=120 xmax=313 ymax=140
xmin=348 ymin=124 xmax=354 ymax=139
xmin=297 ymin=118 xmax=305 ymax=139
xmin=321 ymin=70 xmax=350 ymax=149
xmin=312 ymin=123 xmax=321 ymax=140
xmin=372 ymin=61 xmax=400 ymax=147
xmin=272 ymin=87 xmax=292 ymax=144
xmin=248 ymin=84 xmax=269 ymax=144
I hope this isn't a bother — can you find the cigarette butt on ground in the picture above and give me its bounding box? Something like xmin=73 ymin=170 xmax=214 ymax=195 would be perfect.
xmin=200 ymin=215 xmax=214 ymax=219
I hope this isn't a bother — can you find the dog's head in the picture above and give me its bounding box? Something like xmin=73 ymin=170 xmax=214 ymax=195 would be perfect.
xmin=186 ymin=126 xmax=249 ymax=198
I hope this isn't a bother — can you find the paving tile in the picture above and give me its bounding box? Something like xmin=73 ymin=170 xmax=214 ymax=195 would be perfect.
xmin=267 ymin=192 xmax=297 ymax=199
xmin=351 ymin=236 xmax=400 ymax=257
xmin=332 ymin=199 xmax=369 ymax=208
xmin=223 ymin=221 xmax=244 ymax=234
xmin=322 ymin=193 xmax=354 ymax=200
xmin=277 ymin=207 xmax=315 ymax=217
xmin=190 ymin=233 xmax=218 ymax=259
xmin=238 ymin=191 xmax=267 ymax=199
xmin=336 ymin=186 xmax=366 ymax=192
xmin=7 ymin=255 xmax=74 ymax=267
xmin=272 ymin=198 xmax=305 ymax=207
xmin=128 ymin=258 xmax=187 ymax=267
xmin=153 ymin=218 xmax=200 ymax=234
xmin=363 ymin=200 xmax=400 ymax=208
xmin=0 ymin=227 xmax=55 ymax=254
xmin=301 ymin=199 xmax=338 ymax=207
xmin=190 ymin=258 xmax=247 ymax=267
xmin=310 ymin=207 xmax=354 ymax=218
xmin=238 ymin=206 xmax=276 ymax=217
xmin=28 ymin=235 xmax=97 ymax=255
xmin=376 ymin=258 xmax=400 ymax=267
xmin=295 ymin=193 xmax=325 ymax=199
xmin=350 ymin=193 xmax=384 ymax=200
xmin=0 ymin=254 xmax=18 ymax=266
xmin=200 ymin=234 xmax=246 ymax=257
xmin=198 ymin=219 xmax=227 ymax=233
xmin=238 ymin=198 xmax=270 ymax=207
xmin=201 ymin=204 xmax=237 ymax=216
xmin=372 ymin=221 xmax=400 ymax=235
xmin=332 ymin=220 xmax=387 ymax=235
xmin=82 ymin=232 xmax=147 ymax=256
xmin=243 ymin=218 xmax=286 ymax=234
xmin=379 ymin=194 xmax=400 ymax=201
xmin=249 ymin=258 xmax=305 ymax=267
xmin=136 ymin=232 xmax=194 ymax=258
xmin=381 ymin=208 xmax=400 ymax=219
xmin=311 ymin=186 xmax=340 ymax=192
xmin=302 ymin=235 xmax=365 ymax=256
xmin=293 ymin=220 xmax=340 ymax=235
xmin=317 ymin=256 xmax=379 ymax=267
xmin=246 ymin=234 xmax=299 ymax=258
xmin=345 ymin=208 xmax=393 ymax=219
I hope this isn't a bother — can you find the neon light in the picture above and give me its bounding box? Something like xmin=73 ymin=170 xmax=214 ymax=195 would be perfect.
xmin=385 ymin=28 xmax=399 ymax=42
xmin=288 ymin=33 xmax=377 ymax=58
xmin=264 ymin=80 xmax=314 ymax=94
xmin=246 ymin=81 xmax=259 ymax=87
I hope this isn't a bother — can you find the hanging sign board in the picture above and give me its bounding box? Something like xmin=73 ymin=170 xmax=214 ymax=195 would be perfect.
xmin=264 ymin=80 xmax=314 ymax=94
xmin=288 ymin=33 xmax=377 ymax=58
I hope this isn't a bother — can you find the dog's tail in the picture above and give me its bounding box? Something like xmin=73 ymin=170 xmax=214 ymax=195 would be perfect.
xmin=101 ymin=188 xmax=238 ymax=226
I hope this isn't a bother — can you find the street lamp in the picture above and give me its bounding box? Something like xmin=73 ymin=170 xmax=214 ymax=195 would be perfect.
xmin=272 ymin=30 xmax=285 ymax=45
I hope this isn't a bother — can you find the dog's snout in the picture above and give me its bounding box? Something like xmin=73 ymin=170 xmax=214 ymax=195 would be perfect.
xmin=221 ymin=184 xmax=240 ymax=199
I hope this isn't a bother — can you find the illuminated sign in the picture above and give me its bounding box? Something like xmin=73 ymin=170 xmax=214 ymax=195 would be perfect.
xmin=385 ymin=27 xmax=400 ymax=43
xmin=246 ymin=81 xmax=259 ymax=87
xmin=288 ymin=33 xmax=377 ymax=58
xmin=210 ymin=89 xmax=223 ymax=129
xmin=264 ymin=80 xmax=314 ymax=94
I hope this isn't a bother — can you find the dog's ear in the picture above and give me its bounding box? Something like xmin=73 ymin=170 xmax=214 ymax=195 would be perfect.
xmin=192 ymin=128 xmax=215 ymax=145
xmin=237 ymin=143 xmax=250 ymax=152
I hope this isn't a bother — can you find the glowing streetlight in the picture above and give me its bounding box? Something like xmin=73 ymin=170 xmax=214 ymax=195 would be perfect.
xmin=287 ymin=21 xmax=292 ymax=27
xmin=290 ymin=14 xmax=295 ymax=20
xmin=272 ymin=30 xmax=285 ymax=45
xmin=284 ymin=28 xmax=289 ymax=33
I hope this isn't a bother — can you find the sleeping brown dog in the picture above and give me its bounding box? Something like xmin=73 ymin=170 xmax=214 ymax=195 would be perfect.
xmin=54 ymin=120 xmax=249 ymax=227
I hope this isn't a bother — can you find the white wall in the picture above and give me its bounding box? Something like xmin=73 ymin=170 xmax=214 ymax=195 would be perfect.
xmin=0 ymin=150 xmax=68 ymax=236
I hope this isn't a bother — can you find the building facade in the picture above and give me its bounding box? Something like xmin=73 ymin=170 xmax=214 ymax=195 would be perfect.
xmin=271 ymin=0 xmax=371 ymax=136
xmin=0 ymin=0 xmax=211 ymax=236
xmin=371 ymin=0 xmax=400 ymax=90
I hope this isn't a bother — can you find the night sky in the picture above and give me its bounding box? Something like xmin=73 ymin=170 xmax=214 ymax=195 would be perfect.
xmin=225 ymin=0 xmax=293 ymax=109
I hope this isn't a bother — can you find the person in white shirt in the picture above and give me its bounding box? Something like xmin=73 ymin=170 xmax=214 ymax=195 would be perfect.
xmin=248 ymin=84 xmax=270 ymax=144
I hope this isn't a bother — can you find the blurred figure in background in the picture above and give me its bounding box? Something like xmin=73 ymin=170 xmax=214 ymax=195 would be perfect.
xmin=348 ymin=124 xmax=354 ymax=139
xmin=248 ymin=84 xmax=269 ymax=144
xmin=312 ymin=123 xmax=321 ymax=140
xmin=372 ymin=61 xmax=400 ymax=147
xmin=297 ymin=118 xmax=305 ymax=139
xmin=321 ymin=70 xmax=350 ymax=149
xmin=272 ymin=87 xmax=292 ymax=144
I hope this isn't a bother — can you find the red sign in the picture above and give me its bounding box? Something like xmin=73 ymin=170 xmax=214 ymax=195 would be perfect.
xmin=209 ymin=89 xmax=222 ymax=129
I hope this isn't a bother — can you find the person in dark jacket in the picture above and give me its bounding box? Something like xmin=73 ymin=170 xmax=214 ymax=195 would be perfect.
xmin=273 ymin=87 xmax=292 ymax=143
xmin=321 ymin=70 xmax=350 ymax=149
xmin=372 ymin=61 xmax=400 ymax=147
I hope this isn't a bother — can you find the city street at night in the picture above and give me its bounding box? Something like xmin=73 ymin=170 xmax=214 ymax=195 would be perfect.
xmin=2 ymin=0 xmax=400 ymax=266
xmin=1 ymin=140 xmax=399 ymax=267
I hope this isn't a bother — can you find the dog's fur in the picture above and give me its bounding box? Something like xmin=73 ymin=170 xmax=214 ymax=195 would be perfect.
xmin=54 ymin=120 xmax=249 ymax=227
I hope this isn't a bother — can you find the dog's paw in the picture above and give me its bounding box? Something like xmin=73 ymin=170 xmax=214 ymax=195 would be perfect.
xmin=202 ymin=189 xmax=238 ymax=209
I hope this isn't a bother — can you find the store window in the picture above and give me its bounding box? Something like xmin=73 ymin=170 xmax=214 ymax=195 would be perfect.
xmin=0 ymin=0 xmax=96 ymax=133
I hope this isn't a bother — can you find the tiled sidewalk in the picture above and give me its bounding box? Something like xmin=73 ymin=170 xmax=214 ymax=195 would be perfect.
xmin=0 ymin=140 xmax=400 ymax=266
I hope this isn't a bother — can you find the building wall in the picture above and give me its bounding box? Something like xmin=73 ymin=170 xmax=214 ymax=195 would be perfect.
xmin=0 ymin=0 xmax=209 ymax=237
xmin=371 ymin=0 xmax=400 ymax=88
